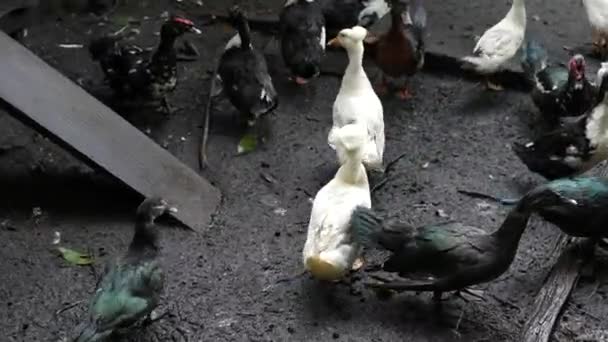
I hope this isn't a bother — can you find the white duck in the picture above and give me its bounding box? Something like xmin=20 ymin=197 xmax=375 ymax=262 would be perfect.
xmin=462 ymin=0 xmax=526 ymax=90
xmin=303 ymin=123 xmax=371 ymax=281
xmin=583 ymin=0 xmax=608 ymax=58
xmin=327 ymin=26 xmax=385 ymax=172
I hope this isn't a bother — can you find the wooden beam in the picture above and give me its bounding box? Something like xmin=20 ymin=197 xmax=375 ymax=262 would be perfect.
xmin=520 ymin=236 xmax=592 ymax=342
xmin=0 ymin=31 xmax=220 ymax=231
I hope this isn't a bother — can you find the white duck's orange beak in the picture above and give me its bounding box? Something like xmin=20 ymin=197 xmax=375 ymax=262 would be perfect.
xmin=327 ymin=37 xmax=341 ymax=48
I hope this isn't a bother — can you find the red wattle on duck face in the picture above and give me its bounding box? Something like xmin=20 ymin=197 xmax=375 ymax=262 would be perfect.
xmin=172 ymin=17 xmax=194 ymax=26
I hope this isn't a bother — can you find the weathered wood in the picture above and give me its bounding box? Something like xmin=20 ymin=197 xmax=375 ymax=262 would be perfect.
xmin=0 ymin=31 xmax=221 ymax=231
xmin=520 ymin=236 xmax=592 ymax=342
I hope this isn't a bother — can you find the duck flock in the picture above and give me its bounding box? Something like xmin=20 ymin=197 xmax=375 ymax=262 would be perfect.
xmin=67 ymin=0 xmax=608 ymax=340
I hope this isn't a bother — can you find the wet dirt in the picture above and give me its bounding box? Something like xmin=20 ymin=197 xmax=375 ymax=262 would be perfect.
xmin=1 ymin=0 xmax=608 ymax=341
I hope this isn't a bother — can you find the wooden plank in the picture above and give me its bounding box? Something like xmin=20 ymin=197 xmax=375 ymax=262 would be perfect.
xmin=0 ymin=31 xmax=220 ymax=231
xmin=520 ymin=236 xmax=592 ymax=342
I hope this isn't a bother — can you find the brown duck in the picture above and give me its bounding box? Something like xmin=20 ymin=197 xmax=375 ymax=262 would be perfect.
xmin=364 ymin=0 xmax=426 ymax=99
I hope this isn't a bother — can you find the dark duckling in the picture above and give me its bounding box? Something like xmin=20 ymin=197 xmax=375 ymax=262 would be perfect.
xmin=523 ymin=177 xmax=608 ymax=240
xmin=364 ymin=0 xmax=426 ymax=99
xmin=73 ymin=198 xmax=177 ymax=342
xmin=521 ymin=41 xmax=595 ymax=124
xmin=217 ymin=6 xmax=279 ymax=125
xmin=89 ymin=16 xmax=201 ymax=113
xmin=280 ymin=0 xmax=326 ymax=85
xmin=513 ymin=67 xmax=608 ymax=180
xmin=350 ymin=203 xmax=532 ymax=300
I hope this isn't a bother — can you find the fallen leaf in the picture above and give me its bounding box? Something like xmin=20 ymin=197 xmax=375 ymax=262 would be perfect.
xmin=57 ymin=247 xmax=94 ymax=266
xmin=237 ymin=133 xmax=257 ymax=154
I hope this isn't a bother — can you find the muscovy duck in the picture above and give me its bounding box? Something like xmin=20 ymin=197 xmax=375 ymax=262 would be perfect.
xmin=89 ymin=16 xmax=201 ymax=113
xmin=279 ymin=0 xmax=326 ymax=85
xmin=521 ymin=41 xmax=595 ymax=123
xmin=73 ymin=198 xmax=177 ymax=342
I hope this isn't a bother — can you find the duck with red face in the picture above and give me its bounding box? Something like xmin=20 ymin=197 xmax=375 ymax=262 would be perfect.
xmin=522 ymin=40 xmax=596 ymax=124
xmin=89 ymin=15 xmax=201 ymax=114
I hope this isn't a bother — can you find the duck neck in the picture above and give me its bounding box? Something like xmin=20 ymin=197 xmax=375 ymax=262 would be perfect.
xmin=342 ymin=44 xmax=370 ymax=92
xmin=128 ymin=219 xmax=160 ymax=254
xmin=235 ymin=17 xmax=252 ymax=49
xmin=506 ymin=0 xmax=526 ymax=27
xmin=336 ymin=150 xmax=366 ymax=184
xmin=490 ymin=205 xmax=531 ymax=250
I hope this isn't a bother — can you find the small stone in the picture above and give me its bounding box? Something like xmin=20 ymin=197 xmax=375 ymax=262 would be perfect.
xmin=422 ymin=162 xmax=430 ymax=169
xmin=180 ymin=136 xmax=186 ymax=142
xmin=532 ymin=15 xmax=540 ymax=21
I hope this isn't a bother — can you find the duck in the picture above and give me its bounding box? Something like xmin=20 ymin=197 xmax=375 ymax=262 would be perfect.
xmin=89 ymin=15 xmax=201 ymax=113
xmin=513 ymin=66 xmax=608 ymax=180
xmin=321 ymin=0 xmax=390 ymax=39
xmin=303 ymin=123 xmax=371 ymax=281
xmin=521 ymin=41 xmax=595 ymax=123
xmin=279 ymin=0 xmax=326 ymax=85
xmin=327 ymin=26 xmax=385 ymax=172
xmin=461 ymin=0 xmax=526 ymax=91
xmin=217 ymin=5 xmax=279 ymax=126
xmin=364 ymin=0 xmax=426 ymax=99
xmin=523 ymin=177 xmax=608 ymax=240
xmin=350 ymin=202 xmax=532 ymax=299
xmin=73 ymin=198 xmax=177 ymax=342
xmin=583 ymin=0 xmax=608 ymax=59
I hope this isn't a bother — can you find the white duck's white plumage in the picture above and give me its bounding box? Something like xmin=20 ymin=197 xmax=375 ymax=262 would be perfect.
xmin=462 ymin=0 xmax=526 ymax=74
xmin=303 ymin=123 xmax=371 ymax=281
xmin=583 ymin=0 xmax=608 ymax=34
xmin=328 ymin=26 xmax=385 ymax=171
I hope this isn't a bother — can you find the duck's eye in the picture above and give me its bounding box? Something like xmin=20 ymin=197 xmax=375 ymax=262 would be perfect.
xmin=339 ymin=33 xmax=346 ymax=38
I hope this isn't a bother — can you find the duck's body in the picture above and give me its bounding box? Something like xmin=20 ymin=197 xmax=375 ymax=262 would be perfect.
xmin=74 ymin=198 xmax=177 ymax=342
xmin=351 ymin=203 xmax=532 ymax=296
xmin=521 ymin=42 xmax=595 ymax=123
xmin=280 ymin=0 xmax=326 ymax=84
xmin=513 ymin=70 xmax=608 ymax=180
xmin=583 ymin=0 xmax=608 ymax=58
xmin=218 ymin=6 xmax=278 ymax=123
xmin=462 ymin=0 xmax=526 ymax=90
xmin=365 ymin=0 xmax=426 ymax=99
xmin=321 ymin=0 xmax=389 ymax=38
xmin=89 ymin=16 xmax=201 ymax=112
xmin=303 ymin=124 xmax=371 ymax=281
xmin=525 ymin=177 xmax=608 ymax=238
xmin=328 ymin=26 xmax=384 ymax=171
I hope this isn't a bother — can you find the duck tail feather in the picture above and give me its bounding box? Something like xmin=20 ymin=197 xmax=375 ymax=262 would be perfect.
xmin=350 ymin=206 xmax=386 ymax=248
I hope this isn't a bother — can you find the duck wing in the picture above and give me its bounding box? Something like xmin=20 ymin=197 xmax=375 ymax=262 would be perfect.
xmin=473 ymin=27 xmax=522 ymax=60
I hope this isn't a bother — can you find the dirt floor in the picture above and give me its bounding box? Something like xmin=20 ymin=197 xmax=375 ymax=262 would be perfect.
xmin=1 ymin=0 xmax=608 ymax=341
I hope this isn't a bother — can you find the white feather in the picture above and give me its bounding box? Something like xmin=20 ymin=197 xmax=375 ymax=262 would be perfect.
xmin=358 ymin=0 xmax=390 ymax=25
xmin=284 ymin=0 xmax=313 ymax=7
xmin=224 ymin=33 xmax=242 ymax=50
xmin=319 ymin=26 xmax=326 ymax=50
xmin=583 ymin=0 xmax=608 ymax=32
xmin=462 ymin=0 xmax=526 ymax=74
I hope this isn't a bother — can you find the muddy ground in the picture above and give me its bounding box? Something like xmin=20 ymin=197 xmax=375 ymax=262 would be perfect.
xmin=1 ymin=0 xmax=608 ymax=341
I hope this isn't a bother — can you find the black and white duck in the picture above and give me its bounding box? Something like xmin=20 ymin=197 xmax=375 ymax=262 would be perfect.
xmin=513 ymin=66 xmax=608 ymax=180
xmin=350 ymin=202 xmax=532 ymax=299
xmin=279 ymin=0 xmax=326 ymax=85
xmin=217 ymin=6 xmax=279 ymax=125
xmin=320 ymin=0 xmax=389 ymax=39
xmin=521 ymin=41 xmax=595 ymax=124
xmin=73 ymin=198 xmax=177 ymax=342
xmin=89 ymin=15 xmax=201 ymax=113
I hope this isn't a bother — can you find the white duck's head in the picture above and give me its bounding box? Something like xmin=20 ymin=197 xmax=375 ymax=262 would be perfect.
xmin=334 ymin=123 xmax=367 ymax=153
xmin=327 ymin=26 xmax=368 ymax=51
